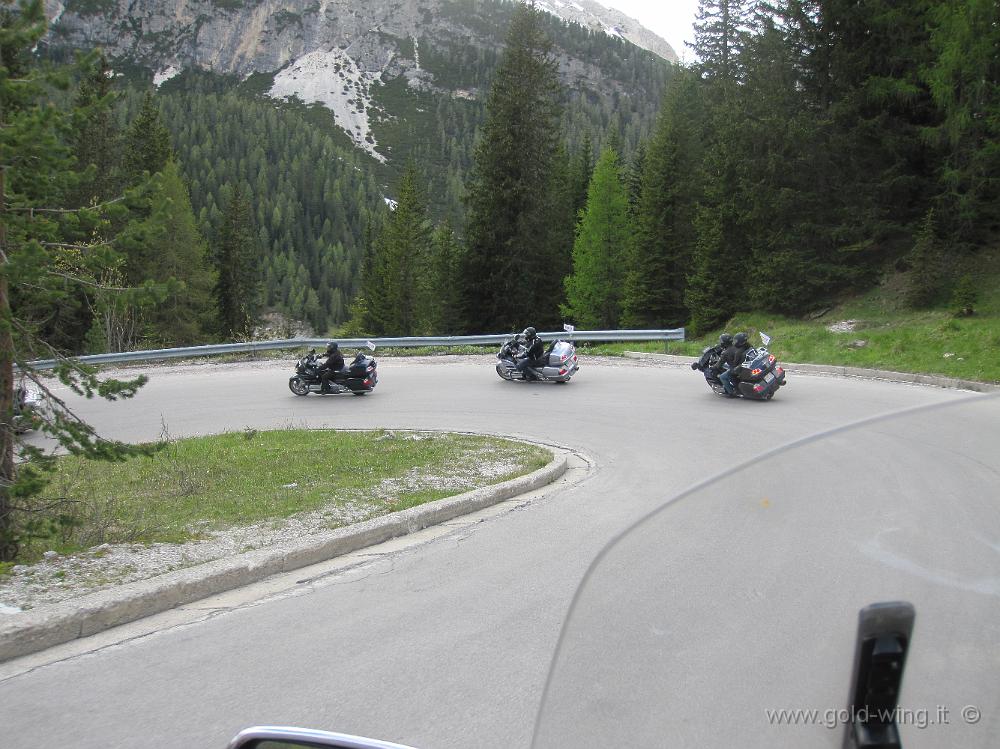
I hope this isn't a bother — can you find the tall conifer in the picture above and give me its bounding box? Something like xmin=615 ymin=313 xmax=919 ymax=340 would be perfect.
xmin=382 ymin=162 xmax=432 ymax=336
xmin=460 ymin=0 xmax=567 ymax=333
xmin=563 ymin=148 xmax=630 ymax=328
xmin=215 ymin=183 xmax=261 ymax=339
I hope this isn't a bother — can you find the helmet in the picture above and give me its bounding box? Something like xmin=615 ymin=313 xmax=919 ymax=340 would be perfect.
xmin=719 ymin=333 xmax=733 ymax=347
xmin=733 ymin=332 xmax=749 ymax=347
xmin=522 ymin=327 xmax=537 ymax=339
xmin=326 ymin=342 xmax=339 ymax=354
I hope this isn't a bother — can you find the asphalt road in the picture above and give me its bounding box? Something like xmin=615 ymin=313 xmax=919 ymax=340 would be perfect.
xmin=1 ymin=356 xmax=996 ymax=749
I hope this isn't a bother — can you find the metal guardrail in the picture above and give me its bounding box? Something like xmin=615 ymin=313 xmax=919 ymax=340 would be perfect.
xmin=25 ymin=329 xmax=685 ymax=371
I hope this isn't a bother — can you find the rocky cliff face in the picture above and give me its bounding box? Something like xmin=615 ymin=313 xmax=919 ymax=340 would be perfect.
xmin=536 ymin=0 xmax=677 ymax=63
xmin=44 ymin=0 xmax=675 ymax=159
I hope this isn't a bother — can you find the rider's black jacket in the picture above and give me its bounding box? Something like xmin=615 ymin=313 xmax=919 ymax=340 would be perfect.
xmin=523 ymin=337 xmax=545 ymax=363
xmin=714 ymin=343 xmax=749 ymax=376
xmin=320 ymin=351 xmax=345 ymax=372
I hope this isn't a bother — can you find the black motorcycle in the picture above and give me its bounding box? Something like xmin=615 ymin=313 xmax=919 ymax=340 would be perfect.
xmin=692 ymin=340 xmax=786 ymax=400
xmin=496 ymin=334 xmax=579 ymax=383
xmin=289 ymin=350 xmax=378 ymax=396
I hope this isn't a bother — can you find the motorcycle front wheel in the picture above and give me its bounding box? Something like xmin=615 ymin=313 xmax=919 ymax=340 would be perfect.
xmin=496 ymin=363 xmax=513 ymax=380
xmin=289 ymin=377 xmax=310 ymax=396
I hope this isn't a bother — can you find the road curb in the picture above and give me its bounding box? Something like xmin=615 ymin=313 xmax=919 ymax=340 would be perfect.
xmin=0 ymin=449 xmax=568 ymax=663
xmin=622 ymin=352 xmax=998 ymax=392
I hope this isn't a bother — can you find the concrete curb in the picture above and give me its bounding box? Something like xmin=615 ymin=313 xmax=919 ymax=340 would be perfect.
xmin=0 ymin=450 xmax=569 ymax=663
xmin=622 ymin=352 xmax=998 ymax=393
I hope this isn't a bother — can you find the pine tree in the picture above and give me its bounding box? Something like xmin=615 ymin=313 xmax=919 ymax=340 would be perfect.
xmin=822 ymin=0 xmax=940 ymax=257
xmin=116 ymin=161 xmax=218 ymax=345
xmin=904 ymin=210 xmax=944 ymax=309
xmin=737 ymin=14 xmax=849 ymax=312
xmin=622 ymin=70 xmax=703 ymax=328
xmin=924 ymin=0 xmax=1000 ymax=246
xmin=459 ymin=0 xmax=567 ymax=333
xmin=1 ymin=0 xmax=155 ymax=560
xmin=562 ymin=148 xmax=630 ymax=328
xmin=381 ymin=162 xmax=432 ymax=336
xmin=70 ymin=52 xmax=120 ymax=206
xmin=426 ymin=221 xmax=464 ymax=334
xmin=692 ymin=0 xmax=753 ymax=84
xmin=215 ymin=183 xmax=261 ymax=339
xmin=123 ymin=91 xmax=173 ymax=185
xmin=346 ymin=216 xmax=390 ymax=336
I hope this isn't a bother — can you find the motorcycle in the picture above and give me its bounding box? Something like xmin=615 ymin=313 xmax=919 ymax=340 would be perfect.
xmin=495 ymin=334 xmax=579 ymax=383
xmin=288 ymin=349 xmax=378 ymax=396
xmin=691 ymin=337 xmax=786 ymax=399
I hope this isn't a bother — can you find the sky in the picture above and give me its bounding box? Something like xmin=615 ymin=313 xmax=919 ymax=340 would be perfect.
xmin=595 ymin=0 xmax=701 ymax=62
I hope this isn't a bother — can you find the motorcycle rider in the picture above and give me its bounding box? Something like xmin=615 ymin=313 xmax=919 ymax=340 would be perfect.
xmin=318 ymin=341 xmax=345 ymax=394
xmin=692 ymin=332 xmax=733 ymax=371
xmin=516 ymin=327 xmax=546 ymax=381
xmin=716 ymin=332 xmax=750 ymax=396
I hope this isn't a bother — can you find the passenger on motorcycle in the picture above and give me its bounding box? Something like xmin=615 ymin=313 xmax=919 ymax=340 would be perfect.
xmin=715 ymin=332 xmax=750 ymax=396
xmin=319 ymin=342 xmax=345 ymax=394
xmin=516 ymin=327 xmax=546 ymax=381
xmin=692 ymin=332 xmax=733 ymax=370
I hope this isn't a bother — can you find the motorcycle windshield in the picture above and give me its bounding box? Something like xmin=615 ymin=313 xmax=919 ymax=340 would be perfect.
xmin=532 ymin=394 xmax=1000 ymax=749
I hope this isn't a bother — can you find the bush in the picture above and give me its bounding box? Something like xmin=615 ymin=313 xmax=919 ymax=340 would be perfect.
xmin=952 ymin=275 xmax=977 ymax=317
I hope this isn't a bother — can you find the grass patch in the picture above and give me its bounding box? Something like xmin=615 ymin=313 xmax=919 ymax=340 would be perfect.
xmin=613 ymin=311 xmax=998 ymax=383
xmin=21 ymin=430 xmax=550 ymax=563
xmin=597 ymin=255 xmax=1000 ymax=383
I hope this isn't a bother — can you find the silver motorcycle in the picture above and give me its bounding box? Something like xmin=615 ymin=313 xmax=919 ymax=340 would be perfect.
xmin=495 ymin=334 xmax=579 ymax=383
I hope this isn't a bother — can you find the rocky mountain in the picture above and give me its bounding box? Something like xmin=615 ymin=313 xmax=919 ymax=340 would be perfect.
xmin=44 ymin=0 xmax=676 ymax=161
xmin=536 ymin=0 xmax=677 ymax=62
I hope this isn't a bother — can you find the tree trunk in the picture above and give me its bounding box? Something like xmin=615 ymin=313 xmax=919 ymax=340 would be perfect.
xmin=0 ymin=167 xmax=17 ymax=560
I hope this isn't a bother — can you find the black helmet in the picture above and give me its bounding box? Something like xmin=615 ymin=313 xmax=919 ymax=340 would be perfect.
xmin=719 ymin=333 xmax=733 ymax=347
xmin=733 ymin=332 xmax=749 ymax=347
xmin=326 ymin=342 xmax=339 ymax=354
xmin=522 ymin=327 xmax=537 ymax=339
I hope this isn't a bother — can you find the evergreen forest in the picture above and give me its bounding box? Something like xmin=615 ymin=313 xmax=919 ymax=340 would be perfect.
xmin=6 ymin=0 xmax=1000 ymax=348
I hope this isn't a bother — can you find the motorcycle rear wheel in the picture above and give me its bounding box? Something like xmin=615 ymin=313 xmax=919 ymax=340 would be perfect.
xmin=289 ymin=377 xmax=310 ymax=396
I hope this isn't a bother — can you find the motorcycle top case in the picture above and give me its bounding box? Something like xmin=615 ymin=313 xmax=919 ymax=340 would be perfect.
xmin=546 ymin=341 xmax=576 ymax=367
xmin=347 ymin=355 xmax=376 ymax=376
xmin=738 ymin=350 xmax=777 ymax=381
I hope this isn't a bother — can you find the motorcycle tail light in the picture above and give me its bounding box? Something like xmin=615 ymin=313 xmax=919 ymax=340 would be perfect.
xmin=754 ymin=383 xmax=765 ymax=392
xmin=768 ymin=354 xmax=775 ymax=363
xmin=751 ymin=368 xmax=762 ymax=376
xmin=559 ymin=369 xmax=567 ymax=375
xmin=573 ymin=355 xmax=578 ymax=361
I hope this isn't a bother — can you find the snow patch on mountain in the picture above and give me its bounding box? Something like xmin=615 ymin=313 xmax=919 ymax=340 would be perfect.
xmin=268 ymin=49 xmax=386 ymax=163
xmin=153 ymin=66 xmax=181 ymax=88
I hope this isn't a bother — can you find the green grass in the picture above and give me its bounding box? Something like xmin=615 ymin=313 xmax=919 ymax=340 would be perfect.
xmin=24 ymin=430 xmax=550 ymax=562
xmin=599 ymin=313 xmax=997 ymax=383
